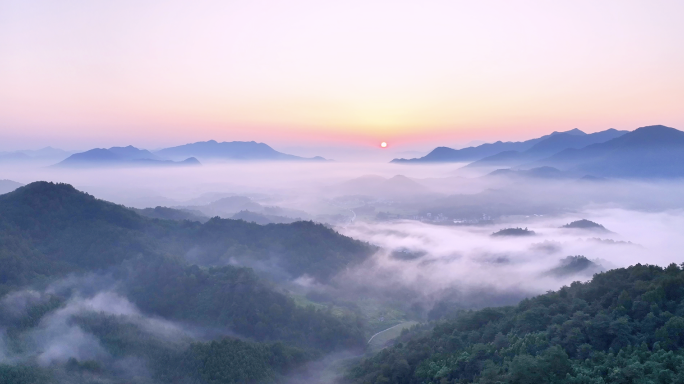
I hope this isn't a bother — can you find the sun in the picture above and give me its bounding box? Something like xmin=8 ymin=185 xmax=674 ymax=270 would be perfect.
xmin=380 ymin=142 xmax=387 ymax=148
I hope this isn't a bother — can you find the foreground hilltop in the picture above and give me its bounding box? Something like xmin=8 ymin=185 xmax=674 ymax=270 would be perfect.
xmin=0 ymin=181 xmax=378 ymax=383
xmin=0 ymin=181 xmax=373 ymax=284
xmin=348 ymin=262 xmax=684 ymax=383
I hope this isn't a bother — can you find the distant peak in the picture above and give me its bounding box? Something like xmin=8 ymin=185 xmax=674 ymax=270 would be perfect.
xmin=635 ymin=125 xmax=675 ymax=131
xmin=10 ymin=181 xmax=81 ymax=197
xmin=565 ymin=128 xmax=586 ymax=135
xmin=548 ymin=128 xmax=586 ymax=137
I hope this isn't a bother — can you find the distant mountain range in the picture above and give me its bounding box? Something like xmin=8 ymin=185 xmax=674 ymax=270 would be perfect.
xmin=485 ymin=166 xmax=567 ymax=180
xmin=53 ymin=140 xmax=327 ymax=167
xmin=0 ymin=147 xmax=72 ymax=163
xmin=524 ymin=125 xmax=684 ymax=178
xmin=133 ymin=206 xmax=209 ymax=223
xmin=0 ymin=179 xmax=23 ymax=195
xmin=391 ymin=128 xmax=600 ymax=163
xmin=56 ymin=146 xmax=200 ymax=167
xmin=465 ymin=128 xmax=627 ymax=168
xmin=154 ymin=140 xmax=327 ymax=162
xmin=394 ymin=125 xmax=684 ymax=179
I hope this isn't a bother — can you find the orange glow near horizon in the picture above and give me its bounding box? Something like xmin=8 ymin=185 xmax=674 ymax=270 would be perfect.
xmin=1 ymin=1 xmax=683 ymax=150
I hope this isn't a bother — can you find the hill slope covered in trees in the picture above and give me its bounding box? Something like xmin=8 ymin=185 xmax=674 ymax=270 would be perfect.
xmin=347 ymin=263 xmax=684 ymax=384
xmin=0 ymin=182 xmax=374 ymax=292
xmin=0 ymin=182 xmax=375 ymax=383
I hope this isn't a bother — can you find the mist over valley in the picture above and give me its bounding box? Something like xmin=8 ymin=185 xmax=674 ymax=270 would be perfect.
xmin=3 ymin=2 xmax=684 ymax=381
xmin=2 ymin=124 xmax=684 ymax=383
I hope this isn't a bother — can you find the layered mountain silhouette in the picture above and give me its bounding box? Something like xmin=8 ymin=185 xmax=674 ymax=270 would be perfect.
xmin=394 ymin=124 xmax=684 ymax=179
xmin=466 ymin=128 xmax=626 ymax=168
xmin=54 ymin=140 xmax=325 ymax=166
xmin=0 ymin=181 xmax=374 ymax=281
xmin=133 ymin=206 xmax=209 ymax=223
xmin=155 ymin=140 xmax=327 ymax=162
xmin=526 ymin=125 xmax=684 ymax=178
xmin=391 ymin=128 xmax=592 ymax=163
xmin=55 ymin=145 xmax=200 ymax=167
xmin=0 ymin=146 xmax=72 ymax=163
xmin=174 ymin=195 xmax=309 ymax=222
xmin=0 ymin=179 xmax=23 ymax=195
xmin=188 ymin=195 xmax=264 ymax=216
xmin=231 ymin=210 xmax=298 ymax=225
xmin=486 ymin=166 xmax=566 ymax=179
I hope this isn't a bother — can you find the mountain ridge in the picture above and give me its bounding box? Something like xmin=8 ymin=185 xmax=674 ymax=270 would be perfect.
xmin=391 ymin=128 xmax=591 ymax=164
xmin=526 ymin=125 xmax=684 ymax=177
xmin=155 ymin=140 xmax=327 ymax=162
xmin=466 ymin=128 xmax=627 ymax=168
xmin=55 ymin=146 xmax=200 ymax=167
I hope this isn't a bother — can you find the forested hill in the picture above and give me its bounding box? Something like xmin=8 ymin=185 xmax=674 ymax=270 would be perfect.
xmin=0 ymin=181 xmax=374 ymax=290
xmin=0 ymin=182 xmax=374 ymax=383
xmin=347 ymin=263 xmax=684 ymax=384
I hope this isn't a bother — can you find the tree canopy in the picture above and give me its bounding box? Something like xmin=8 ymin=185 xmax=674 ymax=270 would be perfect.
xmin=347 ymin=262 xmax=684 ymax=384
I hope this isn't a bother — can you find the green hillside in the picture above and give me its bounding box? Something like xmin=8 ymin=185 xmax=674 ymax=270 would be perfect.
xmin=0 ymin=182 xmax=374 ymax=292
xmin=347 ymin=263 xmax=684 ymax=384
xmin=0 ymin=182 xmax=375 ymax=383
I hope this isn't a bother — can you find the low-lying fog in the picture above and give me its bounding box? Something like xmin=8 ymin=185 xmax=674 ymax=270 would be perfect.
xmin=4 ymin=161 xmax=684 ymax=281
xmin=337 ymin=208 xmax=683 ymax=306
xmin=4 ymin=161 xmax=684 ymax=308
xmin=3 ymin=160 xmax=684 ymax=381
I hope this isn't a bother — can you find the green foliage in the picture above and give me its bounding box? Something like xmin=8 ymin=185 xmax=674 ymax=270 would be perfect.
xmin=347 ymin=263 xmax=684 ymax=384
xmin=55 ymin=312 xmax=311 ymax=384
xmin=183 ymin=339 xmax=309 ymax=384
xmin=0 ymin=182 xmax=369 ymax=352
xmin=121 ymin=255 xmax=366 ymax=351
xmin=0 ymin=182 xmax=151 ymax=290
xmin=190 ymin=217 xmax=373 ymax=280
xmin=0 ymin=182 xmax=374 ymax=382
xmin=0 ymin=365 xmax=48 ymax=384
xmin=0 ymin=182 xmax=374 ymax=294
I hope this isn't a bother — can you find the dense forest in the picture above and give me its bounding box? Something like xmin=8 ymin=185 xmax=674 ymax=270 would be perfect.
xmin=0 ymin=182 xmax=374 ymax=383
xmin=0 ymin=182 xmax=374 ymax=293
xmin=121 ymin=255 xmax=366 ymax=351
xmin=346 ymin=263 xmax=684 ymax=383
xmin=4 ymin=181 xmax=684 ymax=384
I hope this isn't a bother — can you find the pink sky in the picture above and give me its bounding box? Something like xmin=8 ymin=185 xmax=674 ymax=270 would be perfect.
xmin=1 ymin=0 xmax=683 ymax=151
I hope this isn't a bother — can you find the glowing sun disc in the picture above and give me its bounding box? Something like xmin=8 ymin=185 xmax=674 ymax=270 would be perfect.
xmin=380 ymin=142 xmax=387 ymax=148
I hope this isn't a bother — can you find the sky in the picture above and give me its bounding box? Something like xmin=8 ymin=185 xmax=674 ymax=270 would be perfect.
xmin=1 ymin=0 xmax=683 ymax=151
